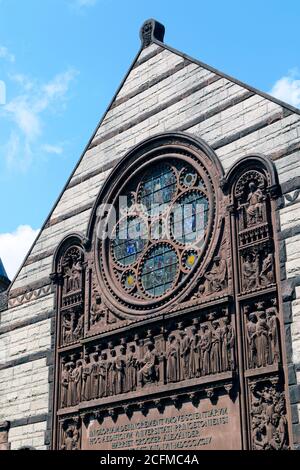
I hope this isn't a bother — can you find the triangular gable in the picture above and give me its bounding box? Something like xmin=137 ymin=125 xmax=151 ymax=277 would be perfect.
xmin=8 ymin=19 xmax=300 ymax=300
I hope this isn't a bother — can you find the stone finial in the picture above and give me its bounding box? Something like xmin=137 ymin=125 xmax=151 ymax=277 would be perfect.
xmin=140 ymin=19 xmax=165 ymax=48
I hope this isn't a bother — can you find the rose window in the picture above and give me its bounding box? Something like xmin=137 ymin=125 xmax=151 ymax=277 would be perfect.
xmin=98 ymin=155 xmax=213 ymax=309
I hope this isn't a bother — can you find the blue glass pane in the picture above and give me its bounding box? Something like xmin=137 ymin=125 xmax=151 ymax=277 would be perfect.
xmin=171 ymin=191 xmax=209 ymax=245
xmin=141 ymin=244 xmax=178 ymax=296
xmin=112 ymin=217 xmax=148 ymax=266
xmin=139 ymin=165 xmax=176 ymax=216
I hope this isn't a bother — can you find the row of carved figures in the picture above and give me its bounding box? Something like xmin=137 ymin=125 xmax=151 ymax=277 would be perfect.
xmin=166 ymin=317 xmax=235 ymax=383
xmin=60 ymin=341 xmax=158 ymax=408
xmin=60 ymin=316 xmax=235 ymax=408
xmin=246 ymin=300 xmax=280 ymax=369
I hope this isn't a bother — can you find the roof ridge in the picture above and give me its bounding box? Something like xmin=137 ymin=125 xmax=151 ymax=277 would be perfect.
xmin=153 ymin=39 xmax=300 ymax=117
xmin=0 ymin=257 xmax=9 ymax=281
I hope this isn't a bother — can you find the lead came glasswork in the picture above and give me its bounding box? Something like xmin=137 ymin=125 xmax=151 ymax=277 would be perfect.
xmin=171 ymin=190 xmax=209 ymax=246
xmin=112 ymin=216 xmax=148 ymax=266
xmin=139 ymin=164 xmax=177 ymax=216
xmin=141 ymin=244 xmax=178 ymax=296
xmin=108 ymin=159 xmax=211 ymax=300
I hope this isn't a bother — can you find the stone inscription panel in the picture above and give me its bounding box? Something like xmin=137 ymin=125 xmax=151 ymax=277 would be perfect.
xmin=82 ymin=394 xmax=241 ymax=450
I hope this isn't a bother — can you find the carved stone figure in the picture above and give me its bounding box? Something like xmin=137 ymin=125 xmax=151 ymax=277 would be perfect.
xmin=70 ymin=360 xmax=78 ymax=406
xmin=203 ymin=256 xmax=227 ymax=294
xmin=81 ymin=354 xmax=92 ymax=401
xmin=74 ymin=359 xmax=83 ymax=404
xmin=266 ymin=301 xmax=280 ymax=364
xmin=61 ymin=423 xmax=80 ymax=451
xmin=98 ymin=352 xmax=107 ymax=398
xmin=61 ymin=362 xmax=69 ymax=408
xmin=178 ymin=330 xmax=190 ymax=381
xmin=222 ymin=317 xmax=236 ymax=371
xmin=256 ymin=311 xmax=270 ymax=368
xmin=91 ymin=352 xmax=100 ymax=400
xmin=62 ymin=310 xmax=75 ymax=344
xmin=90 ymin=293 xmax=105 ymax=326
xmin=246 ymin=182 xmax=264 ymax=226
xmin=71 ymin=257 xmax=82 ymax=291
xmin=116 ymin=345 xmax=126 ymax=394
xmin=210 ymin=320 xmax=221 ymax=374
xmin=67 ymin=362 xmax=75 ymax=407
xmin=126 ymin=345 xmax=138 ymax=392
xmin=138 ymin=341 xmax=159 ymax=387
xmin=242 ymin=253 xmax=259 ymax=291
xmin=199 ymin=324 xmax=211 ymax=376
xmin=247 ymin=312 xmax=258 ymax=368
xmin=189 ymin=326 xmax=199 ymax=378
xmin=107 ymin=349 xmax=117 ymax=396
xmin=166 ymin=334 xmax=178 ymax=383
xmin=62 ymin=248 xmax=83 ymax=295
xmin=259 ymin=253 xmax=275 ymax=286
xmin=73 ymin=314 xmax=84 ymax=341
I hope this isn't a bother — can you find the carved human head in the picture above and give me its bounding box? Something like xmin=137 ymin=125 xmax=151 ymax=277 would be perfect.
xmin=249 ymin=313 xmax=257 ymax=322
xmin=93 ymin=352 xmax=99 ymax=361
xmin=120 ymin=345 xmax=126 ymax=354
xmin=145 ymin=340 xmax=154 ymax=351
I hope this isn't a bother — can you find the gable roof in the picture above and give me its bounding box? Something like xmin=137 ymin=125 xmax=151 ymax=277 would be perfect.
xmin=0 ymin=258 xmax=9 ymax=289
xmin=7 ymin=18 xmax=300 ymax=294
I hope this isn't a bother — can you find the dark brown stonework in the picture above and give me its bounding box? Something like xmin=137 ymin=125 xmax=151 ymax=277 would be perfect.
xmin=51 ymin=133 xmax=292 ymax=450
xmin=0 ymin=421 xmax=10 ymax=451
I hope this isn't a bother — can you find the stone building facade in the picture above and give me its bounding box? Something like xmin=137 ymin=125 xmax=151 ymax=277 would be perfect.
xmin=0 ymin=19 xmax=300 ymax=450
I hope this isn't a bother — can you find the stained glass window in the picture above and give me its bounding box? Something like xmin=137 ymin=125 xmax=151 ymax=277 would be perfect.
xmin=112 ymin=216 xmax=148 ymax=266
xmin=141 ymin=244 xmax=178 ymax=296
xmin=171 ymin=190 xmax=209 ymax=245
xmin=108 ymin=158 xmax=210 ymax=300
xmin=139 ymin=164 xmax=177 ymax=216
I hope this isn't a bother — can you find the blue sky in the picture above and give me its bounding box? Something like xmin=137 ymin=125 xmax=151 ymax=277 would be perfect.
xmin=0 ymin=0 xmax=300 ymax=278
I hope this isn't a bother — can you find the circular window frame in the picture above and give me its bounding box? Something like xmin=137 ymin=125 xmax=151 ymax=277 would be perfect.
xmin=91 ymin=133 xmax=223 ymax=318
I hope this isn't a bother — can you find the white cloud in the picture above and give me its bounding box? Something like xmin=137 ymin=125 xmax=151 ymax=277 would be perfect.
xmin=1 ymin=68 xmax=78 ymax=170
xmin=42 ymin=144 xmax=63 ymax=155
xmin=73 ymin=0 xmax=97 ymax=7
xmin=0 ymin=45 xmax=15 ymax=63
xmin=269 ymin=70 xmax=300 ymax=108
xmin=0 ymin=225 xmax=40 ymax=280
